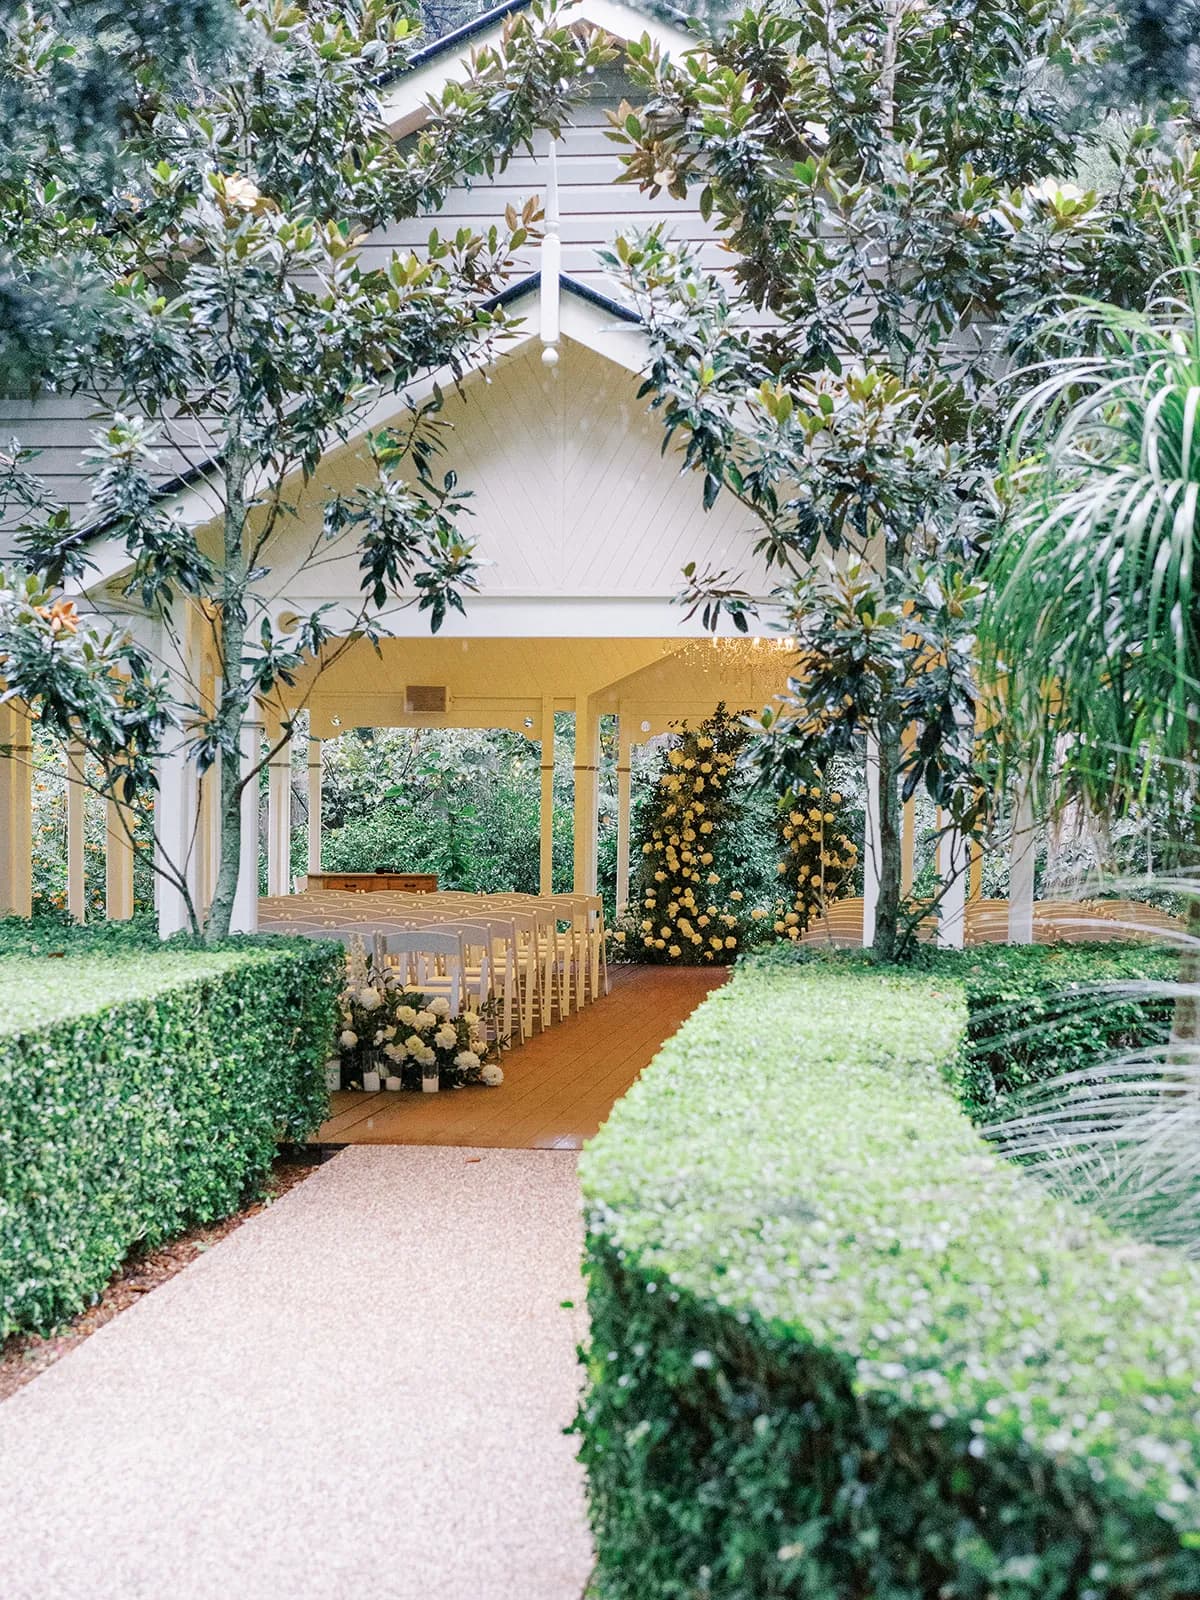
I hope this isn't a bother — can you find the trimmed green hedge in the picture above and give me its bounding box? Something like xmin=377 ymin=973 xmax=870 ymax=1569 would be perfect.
xmin=0 ymin=932 xmax=341 ymax=1337
xmin=936 ymin=943 xmax=1176 ymax=1119
xmin=578 ymin=959 xmax=1200 ymax=1599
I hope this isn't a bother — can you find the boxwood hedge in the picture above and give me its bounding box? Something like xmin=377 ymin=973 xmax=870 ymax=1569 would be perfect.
xmin=936 ymin=943 xmax=1176 ymax=1120
xmin=0 ymin=931 xmax=341 ymax=1337
xmin=578 ymin=958 xmax=1200 ymax=1599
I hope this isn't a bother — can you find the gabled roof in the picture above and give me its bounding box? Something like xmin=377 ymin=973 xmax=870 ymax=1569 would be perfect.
xmin=74 ymin=272 xmax=649 ymax=594
xmin=382 ymin=0 xmax=697 ymax=136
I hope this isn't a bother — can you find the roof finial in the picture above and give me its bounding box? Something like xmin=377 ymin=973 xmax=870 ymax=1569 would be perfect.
xmin=540 ymin=133 xmax=560 ymax=366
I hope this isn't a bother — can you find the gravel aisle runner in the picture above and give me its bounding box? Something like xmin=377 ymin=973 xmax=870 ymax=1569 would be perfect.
xmin=0 ymin=1147 xmax=592 ymax=1600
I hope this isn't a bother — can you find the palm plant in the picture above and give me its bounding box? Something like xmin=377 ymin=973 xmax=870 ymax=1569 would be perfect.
xmin=982 ymin=250 xmax=1200 ymax=1249
xmin=986 ymin=263 xmax=1200 ymax=840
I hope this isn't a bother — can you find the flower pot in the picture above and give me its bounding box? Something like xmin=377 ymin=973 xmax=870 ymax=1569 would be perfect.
xmin=324 ymin=1060 xmax=342 ymax=1092
xmin=362 ymin=1070 xmax=381 ymax=1093
xmin=421 ymin=1070 xmax=440 ymax=1094
xmin=384 ymin=1075 xmax=402 ymax=1092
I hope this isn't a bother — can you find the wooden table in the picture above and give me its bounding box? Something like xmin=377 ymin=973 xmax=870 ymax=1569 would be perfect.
xmin=303 ymin=872 xmax=438 ymax=893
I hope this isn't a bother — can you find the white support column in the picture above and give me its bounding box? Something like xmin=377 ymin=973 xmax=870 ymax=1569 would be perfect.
xmin=936 ymin=808 xmax=968 ymax=948
xmin=615 ymin=713 xmax=634 ymax=918
xmin=538 ymin=698 xmax=555 ymax=896
xmin=267 ymin=727 xmax=293 ymax=897
xmin=154 ymin=732 xmax=197 ymax=937
xmin=900 ymin=724 xmax=916 ymax=898
xmin=105 ymin=780 xmax=135 ymax=922
xmin=0 ymin=702 xmax=33 ymax=918
xmin=66 ymin=740 xmax=86 ymax=922
xmin=862 ymin=732 xmax=881 ymax=948
xmin=155 ymin=609 xmax=201 ymax=937
xmin=572 ymin=697 xmax=601 ymax=896
xmin=306 ymin=737 xmax=323 ymax=877
xmin=229 ymin=714 xmax=262 ymax=934
xmin=1008 ymin=775 xmax=1036 ymax=944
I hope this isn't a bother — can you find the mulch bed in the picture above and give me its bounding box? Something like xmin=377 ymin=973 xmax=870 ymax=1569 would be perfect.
xmin=0 ymin=1154 xmax=321 ymax=1403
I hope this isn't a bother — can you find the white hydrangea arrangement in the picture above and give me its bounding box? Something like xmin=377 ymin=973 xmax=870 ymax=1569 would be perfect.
xmin=336 ymin=940 xmax=504 ymax=1091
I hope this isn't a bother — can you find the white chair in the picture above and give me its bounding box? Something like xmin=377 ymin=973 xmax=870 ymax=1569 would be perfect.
xmin=373 ymin=927 xmax=471 ymax=1016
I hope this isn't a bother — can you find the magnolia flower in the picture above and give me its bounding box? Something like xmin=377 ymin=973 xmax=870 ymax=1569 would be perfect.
xmin=1027 ymin=175 xmax=1086 ymax=207
xmin=339 ymin=1029 xmax=358 ymax=1050
xmin=455 ymin=1050 xmax=481 ymax=1071
xmin=428 ymin=998 xmax=451 ymax=1019
xmin=415 ymin=1010 xmax=436 ymax=1030
xmin=418 ymin=1046 xmax=436 ymax=1067
xmin=463 ymin=1011 xmax=480 ymax=1027
xmin=404 ymin=1033 xmax=425 ymax=1054
xmin=384 ymin=1042 xmax=406 ymax=1062
xmin=481 ymin=1063 xmax=503 ymax=1087
xmin=435 ymin=1024 xmax=458 ymax=1050
xmin=396 ymin=1005 xmax=418 ymax=1026
xmin=356 ymin=986 xmax=383 ymax=1011
xmin=220 ymin=172 xmax=264 ymax=210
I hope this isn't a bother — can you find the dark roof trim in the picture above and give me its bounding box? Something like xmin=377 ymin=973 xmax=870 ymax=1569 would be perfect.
xmin=487 ymin=269 xmax=642 ymax=325
xmin=388 ymin=0 xmax=532 ymax=79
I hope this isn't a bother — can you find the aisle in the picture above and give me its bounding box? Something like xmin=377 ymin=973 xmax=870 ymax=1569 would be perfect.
xmin=0 ymin=1148 xmax=591 ymax=1600
xmin=318 ymin=964 xmax=728 ymax=1148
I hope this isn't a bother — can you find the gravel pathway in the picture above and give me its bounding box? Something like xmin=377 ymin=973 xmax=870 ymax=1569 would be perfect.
xmin=0 ymin=1147 xmax=592 ymax=1600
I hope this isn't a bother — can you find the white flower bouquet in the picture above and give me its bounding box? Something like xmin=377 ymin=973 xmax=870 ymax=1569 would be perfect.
xmin=336 ymin=940 xmax=504 ymax=1091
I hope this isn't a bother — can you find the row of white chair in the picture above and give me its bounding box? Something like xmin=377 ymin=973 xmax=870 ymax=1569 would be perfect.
xmin=258 ymin=890 xmax=608 ymax=1050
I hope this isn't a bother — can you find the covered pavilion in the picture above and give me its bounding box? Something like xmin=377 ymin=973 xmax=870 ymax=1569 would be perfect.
xmin=0 ymin=0 xmax=1034 ymax=948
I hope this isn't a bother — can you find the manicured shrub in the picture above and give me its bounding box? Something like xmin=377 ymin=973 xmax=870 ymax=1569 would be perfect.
xmin=578 ymin=961 xmax=1200 ymax=1600
xmin=0 ymin=932 xmax=341 ymax=1337
xmin=932 ymin=943 xmax=1177 ymax=1119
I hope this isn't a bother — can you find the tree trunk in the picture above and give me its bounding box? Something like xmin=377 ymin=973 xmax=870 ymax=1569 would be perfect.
xmin=871 ymin=722 xmax=904 ymax=962
xmin=203 ymin=450 xmax=250 ymax=943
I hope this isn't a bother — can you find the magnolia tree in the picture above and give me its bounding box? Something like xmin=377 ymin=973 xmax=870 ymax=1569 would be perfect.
xmin=603 ymin=0 xmax=1200 ymax=958
xmin=1 ymin=0 xmax=613 ymax=937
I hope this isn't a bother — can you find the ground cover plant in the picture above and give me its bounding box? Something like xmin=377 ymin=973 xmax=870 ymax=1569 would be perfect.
xmin=578 ymin=950 xmax=1200 ymax=1599
xmin=0 ymin=926 xmax=340 ymax=1336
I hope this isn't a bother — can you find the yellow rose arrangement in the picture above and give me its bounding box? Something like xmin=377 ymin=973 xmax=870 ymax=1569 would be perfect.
xmin=773 ymin=778 xmax=858 ymax=939
xmin=618 ymin=705 xmax=749 ymax=966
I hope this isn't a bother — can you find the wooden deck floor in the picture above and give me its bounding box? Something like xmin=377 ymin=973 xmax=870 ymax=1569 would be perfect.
xmin=315 ymin=965 xmax=727 ymax=1150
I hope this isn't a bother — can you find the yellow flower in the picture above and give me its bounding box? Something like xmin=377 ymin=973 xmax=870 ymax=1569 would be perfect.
xmin=707 ymin=872 xmax=719 ymax=884
xmin=669 ymin=945 xmax=682 ymax=958
xmin=830 ymin=791 xmax=842 ymax=803
xmin=710 ymin=936 xmax=724 ymax=950
xmin=724 ymin=936 xmax=737 ymax=949
xmin=699 ymin=820 xmax=714 ymax=834
xmin=642 ymin=842 xmax=653 ymax=854
xmin=730 ymin=889 xmax=743 ymax=901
